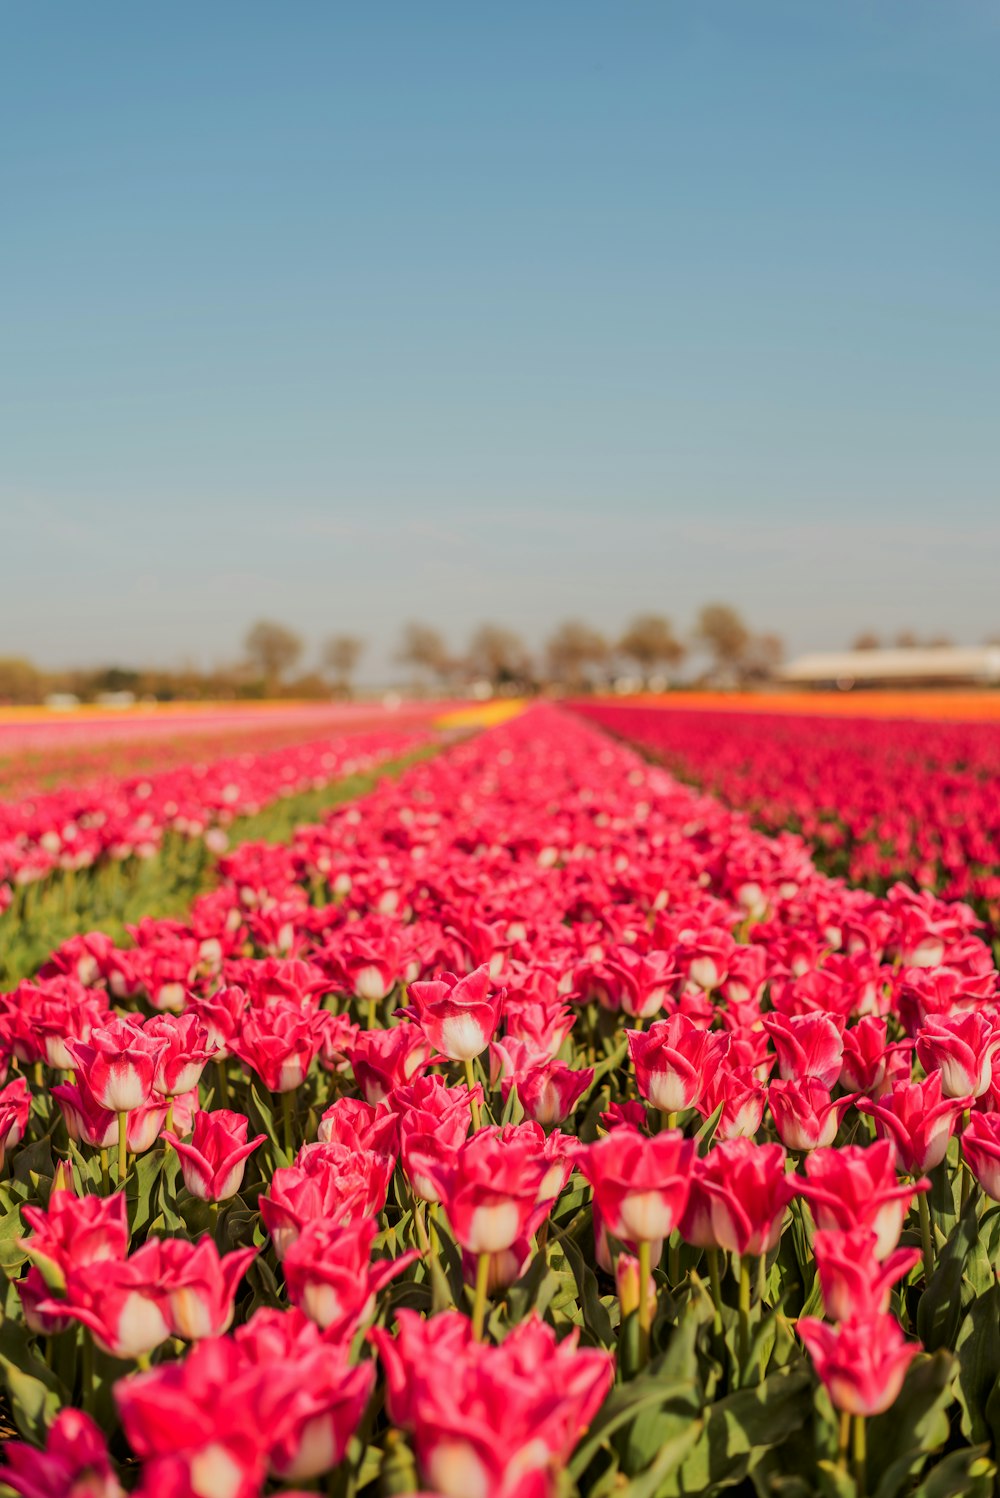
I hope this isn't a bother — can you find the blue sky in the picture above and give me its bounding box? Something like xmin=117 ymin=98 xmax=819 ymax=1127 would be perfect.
xmin=2 ymin=2 xmax=998 ymax=676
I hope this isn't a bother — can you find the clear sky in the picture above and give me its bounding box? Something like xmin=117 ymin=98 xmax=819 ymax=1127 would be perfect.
xmin=2 ymin=2 xmax=998 ymax=677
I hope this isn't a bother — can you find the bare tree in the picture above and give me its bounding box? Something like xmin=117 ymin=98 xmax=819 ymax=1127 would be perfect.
xmin=396 ymin=622 xmax=452 ymax=688
xmin=323 ymin=634 xmax=365 ymax=696
xmin=740 ymin=632 xmax=785 ymax=683
xmin=244 ymin=620 xmax=304 ymax=689
xmin=852 ymin=632 xmax=881 ymax=651
xmin=546 ymin=620 xmax=609 ymax=691
xmin=618 ymin=613 xmax=685 ymax=682
xmin=894 ymin=630 xmax=918 ymax=649
xmin=692 ymin=604 xmax=750 ymax=678
xmin=925 ymin=635 xmax=954 ymax=649
xmin=466 ymin=624 xmax=533 ymax=691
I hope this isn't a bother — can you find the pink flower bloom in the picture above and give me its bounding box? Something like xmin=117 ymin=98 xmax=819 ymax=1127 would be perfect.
xmin=407 ymin=965 xmax=505 ymax=1062
xmin=145 ymin=1012 xmax=216 ymax=1097
xmin=158 ymin=1237 xmax=257 ymax=1341
xmin=800 ymin=1141 xmax=927 ymax=1259
xmin=839 ymin=1016 xmax=911 ymax=1098
xmin=857 ymin=1073 xmax=969 ymax=1174
xmin=0 ymin=1075 xmax=31 ymax=1164
xmin=798 ymin=1313 xmax=920 ymax=1415
xmin=51 ymin=1079 xmax=118 ymax=1149
xmin=230 ymin=1003 xmax=323 ymax=1093
xmin=606 ymin=948 xmax=680 ymax=1018
xmin=0 ymin=1408 xmax=122 ymax=1498
xmin=260 ymin=1141 xmax=393 ymax=1259
xmin=65 ymin=1017 xmax=167 ymax=1113
xmin=20 ymin=1188 xmax=128 ymax=1291
xmin=960 ymin=1111 xmax=1000 ymax=1200
xmin=695 ymin=1064 xmax=766 ymax=1140
xmin=580 ymin=1124 xmax=695 ymax=1246
xmin=349 ymin=1026 xmax=433 ymax=1104
xmin=768 ymin=1078 xmax=855 ymax=1152
xmin=427 ymin=1127 xmax=555 ymax=1254
xmin=762 ymin=1011 xmax=845 ymax=1090
xmin=50 ymin=1242 xmax=171 ymax=1360
xmin=318 ymin=1095 xmax=399 ymax=1154
xmin=813 ymin=1229 xmax=920 ymax=1321
xmin=164 ymin=1109 xmax=266 ymax=1202
xmin=372 ymin=1311 xmax=614 ymax=1498
xmin=627 ymin=1015 xmax=730 ymax=1114
xmin=692 ymin=1138 xmax=797 ymax=1255
xmin=500 ymin=1058 xmax=594 ymax=1126
xmin=283 ymin=1217 xmax=419 ymax=1336
xmin=916 ymin=1012 xmax=1000 ymax=1099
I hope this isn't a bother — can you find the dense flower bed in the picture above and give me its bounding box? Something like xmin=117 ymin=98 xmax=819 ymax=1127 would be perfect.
xmin=1 ymin=704 xmax=999 ymax=1497
xmin=572 ymin=701 xmax=1000 ymax=931
xmin=0 ymin=722 xmax=436 ymax=918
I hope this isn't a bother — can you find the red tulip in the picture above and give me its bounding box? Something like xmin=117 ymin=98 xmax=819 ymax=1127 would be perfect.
xmin=20 ymin=1188 xmax=128 ymax=1292
xmin=158 ymin=1237 xmax=257 ymax=1341
xmin=348 ymin=1026 xmax=433 ymax=1104
xmin=230 ymin=1003 xmax=323 ymax=1093
xmin=260 ymin=1141 xmax=393 ymax=1259
xmin=500 ymin=1058 xmax=594 ymax=1126
xmin=145 ymin=1012 xmax=216 ymax=1098
xmin=50 ymin=1243 xmax=171 ymax=1360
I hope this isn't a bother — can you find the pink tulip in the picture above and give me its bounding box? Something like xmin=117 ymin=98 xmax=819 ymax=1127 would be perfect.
xmin=407 ymin=965 xmax=505 ymax=1062
xmin=348 ymin=1026 xmax=433 ymax=1104
xmin=426 ymin=1127 xmax=554 ymax=1254
xmin=157 ymin=1237 xmax=256 ymax=1341
xmin=813 ymin=1229 xmax=920 ymax=1321
xmin=20 ymin=1188 xmax=128 ymax=1291
xmin=768 ymin=1078 xmax=855 ymax=1152
xmin=916 ymin=1012 xmax=1000 ymax=1099
xmin=164 ymin=1109 xmax=266 ymax=1202
xmin=230 ymin=1003 xmax=323 ymax=1093
xmin=857 ymin=1074 xmax=969 ymax=1174
xmin=627 ymin=1014 xmax=730 ymax=1114
xmin=693 ymin=1138 xmax=797 ymax=1255
xmin=798 ymin=1312 xmax=920 ymax=1415
xmin=65 ymin=1016 xmax=167 ymax=1113
xmin=800 ymin=1141 xmax=927 ymax=1259
xmin=145 ymin=1012 xmax=216 ymax=1097
xmin=283 ymin=1216 xmax=419 ymax=1336
xmin=261 ymin=1140 xmax=393 ymax=1259
xmin=0 ymin=1408 xmax=122 ymax=1498
xmin=960 ymin=1111 xmax=1000 ymax=1200
xmin=762 ymin=1011 xmax=845 ymax=1090
xmin=580 ymin=1124 xmax=695 ymax=1246
xmin=50 ymin=1243 xmax=171 ymax=1360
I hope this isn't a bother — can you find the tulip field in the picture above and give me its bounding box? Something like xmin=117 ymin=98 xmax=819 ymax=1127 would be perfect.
xmin=574 ymin=700 xmax=1000 ymax=936
xmin=3 ymin=703 xmax=1000 ymax=1498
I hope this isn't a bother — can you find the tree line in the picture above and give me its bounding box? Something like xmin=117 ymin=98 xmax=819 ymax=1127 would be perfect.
xmin=0 ymin=605 xmax=782 ymax=704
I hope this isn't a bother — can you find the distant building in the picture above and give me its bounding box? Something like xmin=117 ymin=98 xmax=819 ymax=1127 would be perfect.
xmin=777 ymin=647 xmax=1000 ymax=690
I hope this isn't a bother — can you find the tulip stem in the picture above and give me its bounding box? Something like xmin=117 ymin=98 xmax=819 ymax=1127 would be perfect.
xmin=117 ymin=1111 xmax=128 ymax=1185
xmin=216 ymin=1058 xmax=230 ymax=1109
xmin=738 ymin=1255 xmax=751 ymax=1379
xmin=164 ymin=1098 xmax=174 ymax=1137
xmin=852 ymin=1414 xmax=867 ymax=1496
xmin=707 ymin=1248 xmax=724 ymax=1335
xmin=99 ymin=1148 xmax=110 ymax=1195
xmin=637 ymin=1238 xmax=652 ymax=1364
xmin=80 ymin=1331 xmax=93 ymax=1412
xmin=281 ymin=1091 xmax=296 ymax=1160
xmin=917 ymin=1189 xmax=934 ymax=1279
xmin=463 ymin=1059 xmax=482 ymax=1131
xmin=471 ymin=1251 xmax=491 ymax=1340
xmin=366 ymin=995 xmax=378 ymax=1030
xmin=837 ymin=1409 xmax=850 ymax=1471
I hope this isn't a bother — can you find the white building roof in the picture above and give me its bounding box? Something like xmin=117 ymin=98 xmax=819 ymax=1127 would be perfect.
xmin=778 ymin=647 xmax=1000 ymax=684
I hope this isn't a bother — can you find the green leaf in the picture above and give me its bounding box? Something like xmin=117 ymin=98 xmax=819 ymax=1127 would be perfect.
xmin=0 ymin=1317 xmax=66 ymax=1441
xmin=917 ymin=1197 xmax=983 ymax=1353
xmin=954 ymin=1281 xmax=1000 ymax=1445
xmin=568 ymin=1375 xmax=700 ymax=1481
xmin=619 ymin=1419 xmax=706 ymax=1497
xmin=868 ymin=1351 xmax=957 ymax=1498
xmin=663 ymin=1363 xmax=813 ymax=1496
xmin=909 ymin=1446 xmax=995 ymax=1498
